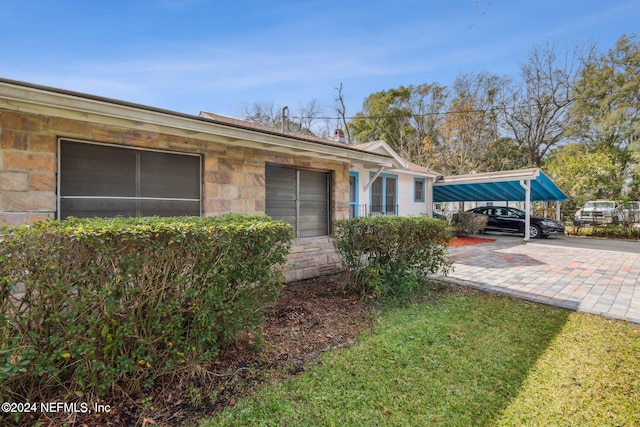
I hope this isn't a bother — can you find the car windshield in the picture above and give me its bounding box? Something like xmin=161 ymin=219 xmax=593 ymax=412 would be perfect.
xmin=584 ymin=202 xmax=615 ymax=209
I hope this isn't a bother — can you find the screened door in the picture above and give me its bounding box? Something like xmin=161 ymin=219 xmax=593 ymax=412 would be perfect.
xmin=299 ymin=169 xmax=329 ymax=237
xmin=265 ymin=166 xmax=330 ymax=237
xmin=264 ymin=166 xmax=297 ymax=232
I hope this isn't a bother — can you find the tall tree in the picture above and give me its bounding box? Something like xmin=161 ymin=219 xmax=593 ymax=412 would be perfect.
xmin=568 ymin=34 xmax=640 ymax=197
xmin=544 ymin=143 xmax=623 ymax=207
xmin=570 ymin=34 xmax=640 ymax=151
xmin=348 ymin=83 xmax=448 ymax=165
xmin=334 ymin=83 xmax=352 ymax=144
xmin=406 ymin=83 xmax=449 ymax=166
xmin=499 ymin=43 xmax=584 ymax=166
xmin=295 ymin=98 xmax=324 ymax=136
xmin=424 ymin=72 xmax=508 ymax=174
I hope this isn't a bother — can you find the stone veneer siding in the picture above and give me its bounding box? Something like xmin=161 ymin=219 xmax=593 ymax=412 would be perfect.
xmin=0 ymin=110 xmax=348 ymax=281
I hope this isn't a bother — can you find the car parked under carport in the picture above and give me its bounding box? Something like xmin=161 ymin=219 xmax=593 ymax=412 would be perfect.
xmin=433 ymin=168 xmax=568 ymax=241
xmin=466 ymin=206 xmax=565 ymax=238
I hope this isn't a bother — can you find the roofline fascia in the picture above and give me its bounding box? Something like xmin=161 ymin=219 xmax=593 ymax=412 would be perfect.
xmin=386 ymin=168 xmax=439 ymax=179
xmin=360 ymin=140 xmax=408 ymax=169
xmin=434 ymin=169 xmax=541 ymax=186
xmin=0 ymin=78 xmax=393 ymax=167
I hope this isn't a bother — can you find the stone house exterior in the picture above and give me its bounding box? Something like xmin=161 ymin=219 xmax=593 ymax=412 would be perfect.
xmin=0 ymin=78 xmax=410 ymax=281
xmin=198 ymin=113 xmax=439 ymax=220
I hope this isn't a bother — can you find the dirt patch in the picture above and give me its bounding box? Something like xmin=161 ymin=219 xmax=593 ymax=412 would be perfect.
xmin=23 ymin=274 xmax=374 ymax=427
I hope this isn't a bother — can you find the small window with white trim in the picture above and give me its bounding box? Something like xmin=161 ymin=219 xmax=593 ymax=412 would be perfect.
xmin=58 ymin=139 xmax=201 ymax=219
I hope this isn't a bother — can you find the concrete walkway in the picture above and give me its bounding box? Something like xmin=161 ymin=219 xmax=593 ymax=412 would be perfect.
xmin=435 ymin=234 xmax=640 ymax=324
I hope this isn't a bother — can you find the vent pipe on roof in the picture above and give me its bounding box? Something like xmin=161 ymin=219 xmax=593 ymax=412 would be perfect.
xmin=281 ymin=106 xmax=289 ymax=134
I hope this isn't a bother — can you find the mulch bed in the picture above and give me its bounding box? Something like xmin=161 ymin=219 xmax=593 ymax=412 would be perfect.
xmin=449 ymin=236 xmax=496 ymax=247
xmin=17 ymin=243 xmax=489 ymax=426
xmin=20 ymin=274 xmax=374 ymax=427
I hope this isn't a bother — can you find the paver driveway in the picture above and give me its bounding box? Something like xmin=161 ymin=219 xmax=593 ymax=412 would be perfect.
xmin=436 ymin=234 xmax=640 ymax=324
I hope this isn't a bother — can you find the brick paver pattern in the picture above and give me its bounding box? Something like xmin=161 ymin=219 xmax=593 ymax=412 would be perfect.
xmin=436 ymin=240 xmax=640 ymax=324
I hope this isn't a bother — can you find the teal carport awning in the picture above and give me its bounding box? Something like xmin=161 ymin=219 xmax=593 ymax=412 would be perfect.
xmin=432 ymin=168 xmax=568 ymax=203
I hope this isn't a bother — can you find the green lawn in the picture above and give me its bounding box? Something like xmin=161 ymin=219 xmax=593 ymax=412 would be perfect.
xmin=199 ymin=286 xmax=640 ymax=426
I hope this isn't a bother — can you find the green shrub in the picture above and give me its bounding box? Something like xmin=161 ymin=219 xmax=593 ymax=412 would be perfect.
xmin=565 ymin=224 xmax=640 ymax=239
xmin=0 ymin=215 xmax=293 ymax=401
xmin=333 ymin=216 xmax=452 ymax=298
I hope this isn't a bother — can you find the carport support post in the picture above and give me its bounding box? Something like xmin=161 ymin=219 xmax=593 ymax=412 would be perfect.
xmin=520 ymin=179 xmax=531 ymax=241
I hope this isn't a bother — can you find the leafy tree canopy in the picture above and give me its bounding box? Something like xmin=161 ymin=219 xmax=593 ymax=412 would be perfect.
xmin=569 ymin=34 xmax=640 ymax=150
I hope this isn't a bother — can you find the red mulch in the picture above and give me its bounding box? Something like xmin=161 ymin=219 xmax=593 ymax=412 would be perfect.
xmin=449 ymin=236 xmax=496 ymax=247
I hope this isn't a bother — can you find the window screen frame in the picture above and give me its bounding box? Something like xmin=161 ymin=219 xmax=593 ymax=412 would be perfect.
xmin=265 ymin=164 xmax=331 ymax=238
xmin=57 ymin=138 xmax=202 ymax=219
xmin=369 ymin=172 xmax=398 ymax=215
xmin=414 ymin=178 xmax=426 ymax=202
xmin=349 ymin=171 xmax=360 ymax=218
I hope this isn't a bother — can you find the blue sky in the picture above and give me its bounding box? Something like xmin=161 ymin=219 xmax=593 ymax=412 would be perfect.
xmin=1 ymin=0 xmax=637 ymax=121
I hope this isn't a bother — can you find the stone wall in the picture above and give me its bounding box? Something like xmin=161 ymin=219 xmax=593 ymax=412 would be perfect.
xmin=284 ymin=236 xmax=344 ymax=282
xmin=0 ymin=109 xmax=348 ymax=281
xmin=0 ymin=112 xmax=57 ymax=225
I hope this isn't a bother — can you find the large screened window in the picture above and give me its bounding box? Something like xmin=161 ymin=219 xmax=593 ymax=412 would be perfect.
xmin=265 ymin=165 xmax=330 ymax=238
xmin=370 ymin=173 xmax=397 ymax=215
xmin=59 ymin=139 xmax=201 ymax=219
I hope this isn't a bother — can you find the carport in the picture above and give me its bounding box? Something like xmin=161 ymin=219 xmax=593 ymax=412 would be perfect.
xmin=433 ymin=168 xmax=568 ymax=241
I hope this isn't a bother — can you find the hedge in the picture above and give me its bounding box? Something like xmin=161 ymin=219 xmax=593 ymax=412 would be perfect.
xmin=0 ymin=215 xmax=293 ymax=401
xmin=333 ymin=216 xmax=452 ymax=297
xmin=565 ymin=224 xmax=640 ymax=240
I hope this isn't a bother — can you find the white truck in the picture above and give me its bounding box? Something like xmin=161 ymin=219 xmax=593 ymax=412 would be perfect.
xmin=574 ymin=200 xmax=618 ymax=226
xmin=613 ymin=201 xmax=640 ymax=225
